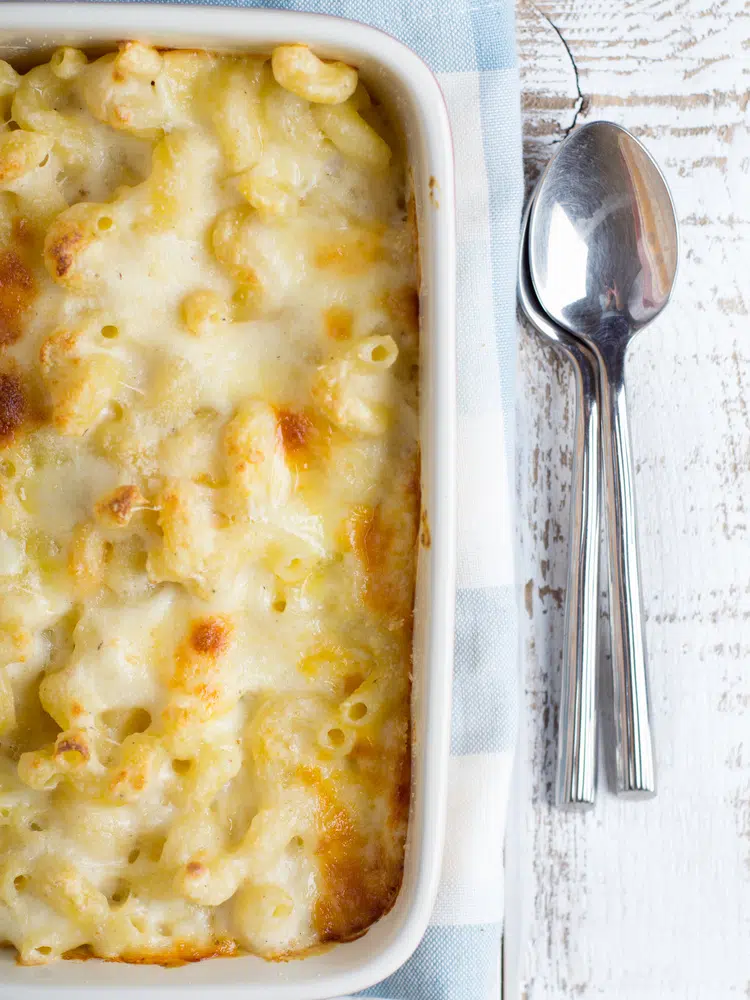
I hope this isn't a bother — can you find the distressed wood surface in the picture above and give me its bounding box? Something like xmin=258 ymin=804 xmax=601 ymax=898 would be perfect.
xmin=513 ymin=0 xmax=750 ymax=997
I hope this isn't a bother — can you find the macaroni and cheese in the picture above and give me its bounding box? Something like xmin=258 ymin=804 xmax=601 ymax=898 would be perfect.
xmin=0 ymin=42 xmax=419 ymax=965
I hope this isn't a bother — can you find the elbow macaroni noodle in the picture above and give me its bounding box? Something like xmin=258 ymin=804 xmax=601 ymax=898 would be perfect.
xmin=0 ymin=41 xmax=418 ymax=967
xmin=271 ymin=45 xmax=358 ymax=105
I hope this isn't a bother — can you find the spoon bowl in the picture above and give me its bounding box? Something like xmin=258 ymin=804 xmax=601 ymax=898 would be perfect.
xmin=529 ymin=121 xmax=678 ymax=339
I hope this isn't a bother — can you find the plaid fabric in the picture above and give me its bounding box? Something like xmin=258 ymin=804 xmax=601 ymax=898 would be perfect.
xmin=49 ymin=2 xmax=523 ymax=996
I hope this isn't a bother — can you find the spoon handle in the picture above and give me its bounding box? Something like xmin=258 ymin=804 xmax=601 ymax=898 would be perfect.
xmin=557 ymin=340 xmax=600 ymax=808
xmin=597 ymin=339 xmax=656 ymax=798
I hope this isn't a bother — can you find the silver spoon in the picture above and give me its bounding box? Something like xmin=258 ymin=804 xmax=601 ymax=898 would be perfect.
xmin=529 ymin=121 xmax=679 ymax=798
xmin=518 ymin=197 xmax=600 ymax=808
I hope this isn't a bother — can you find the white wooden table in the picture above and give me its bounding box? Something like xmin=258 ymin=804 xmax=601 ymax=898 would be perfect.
xmin=510 ymin=1 xmax=750 ymax=997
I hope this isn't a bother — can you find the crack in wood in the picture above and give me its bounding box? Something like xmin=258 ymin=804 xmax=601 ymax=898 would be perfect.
xmin=531 ymin=4 xmax=587 ymax=139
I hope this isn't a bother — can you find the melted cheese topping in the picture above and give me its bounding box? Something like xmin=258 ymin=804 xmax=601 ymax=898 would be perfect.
xmin=0 ymin=42 xmax=418 ymax=966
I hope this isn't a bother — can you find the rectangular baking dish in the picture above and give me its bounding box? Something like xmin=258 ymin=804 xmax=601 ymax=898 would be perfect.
xmin=0 ymin=5 xmax=456 ymax=998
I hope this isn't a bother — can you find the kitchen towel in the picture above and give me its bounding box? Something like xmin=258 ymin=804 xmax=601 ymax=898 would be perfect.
xmin=62 ymin=0 xmax=524 ymax=996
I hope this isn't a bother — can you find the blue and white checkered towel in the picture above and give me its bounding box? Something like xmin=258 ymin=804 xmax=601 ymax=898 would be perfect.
xmin=66 ymin=1 xmax=524 ymax=995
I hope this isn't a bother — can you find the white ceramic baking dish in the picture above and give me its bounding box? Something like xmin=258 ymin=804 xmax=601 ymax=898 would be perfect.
xmin=0 ymin=4 xmax=456 ymax=998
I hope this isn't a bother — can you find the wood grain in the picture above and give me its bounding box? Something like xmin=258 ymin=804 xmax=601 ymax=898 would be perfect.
xmin=513 ymin=1 xmax=750 ymax=997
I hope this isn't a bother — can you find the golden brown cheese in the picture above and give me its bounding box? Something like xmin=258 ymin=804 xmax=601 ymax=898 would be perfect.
xmin=0 ymin=249 xmax=34 ymax=347
xmin=94 ymin=484 xmax=145 ymax=527
xmin=0 ymin=40 xmax=418 ymax=968
xmin=309 ymin=769 xmax=405 ymax=945
xmin=0 ymin=367 xmax=27 ymax=445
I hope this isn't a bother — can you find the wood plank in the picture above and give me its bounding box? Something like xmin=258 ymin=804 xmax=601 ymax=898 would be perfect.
xmin=513 ymin=1 xmax=750 ymax=996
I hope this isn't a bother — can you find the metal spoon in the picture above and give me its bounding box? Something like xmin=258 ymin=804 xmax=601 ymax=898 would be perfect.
xmin=518 ymin=197 xmax=600 ymax=808
xmin=529 ymin=121 xmax=679 ymax=798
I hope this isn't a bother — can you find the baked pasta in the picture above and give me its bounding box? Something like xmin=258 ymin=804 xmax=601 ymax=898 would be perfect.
xmin=0 ymin=41 xmax=419 ymax=965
